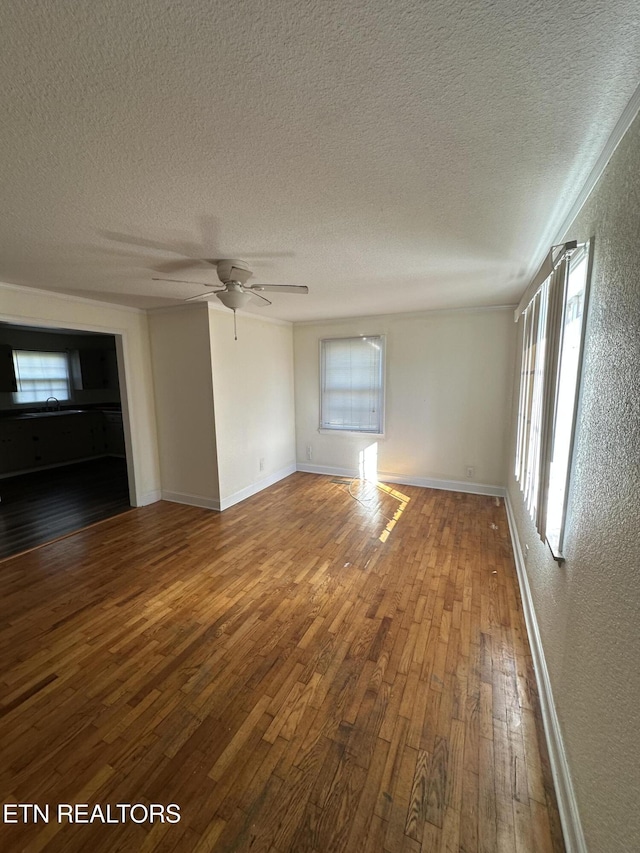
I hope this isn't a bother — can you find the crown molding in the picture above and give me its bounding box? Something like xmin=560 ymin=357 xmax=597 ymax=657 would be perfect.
xmin=293 ymin=303 xmax=517 ymax=327
xmin=553 ymin=82 xmax=640 ymax=244
xmin=0 ymin=280 xmax=145 ymax=315
xmin=147 ymin=300 xmax=292 ymax=327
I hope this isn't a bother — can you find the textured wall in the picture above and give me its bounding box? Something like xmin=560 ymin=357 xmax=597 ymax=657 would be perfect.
xmin=506 ymin=113 xmax=640 ymax=852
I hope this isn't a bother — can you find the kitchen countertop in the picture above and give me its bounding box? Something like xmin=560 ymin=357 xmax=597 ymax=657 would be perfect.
xmin=0 ymin=408 xmax=120 ymax=421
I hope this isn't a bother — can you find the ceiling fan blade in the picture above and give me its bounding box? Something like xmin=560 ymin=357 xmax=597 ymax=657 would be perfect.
xmin=184 ymin=292 xmax=217 ymax=303
xmin=154 ymin=258 xmax=216 ymax=274
xmin=156 ymin=256 xmax=285 ymax=274
xmin=249 ymin=284 xmax=309 ymax=294
xmin=246 ymin=290 xmax=272 ymax=306
xmin=152 ymin=276 xmax=220 ymax=286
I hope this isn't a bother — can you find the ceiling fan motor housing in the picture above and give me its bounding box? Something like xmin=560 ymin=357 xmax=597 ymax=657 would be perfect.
xmin=217 ymin=259 xmax=252 ymax=285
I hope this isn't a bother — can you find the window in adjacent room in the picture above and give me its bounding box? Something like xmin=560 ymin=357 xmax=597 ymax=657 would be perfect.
xmin=12 ymin=350 xmax=71 ymax=404
xmin=514 ymin=239 xmax=591 ymax=561
xmin=320 ymin=335 xmax=385 ymax=433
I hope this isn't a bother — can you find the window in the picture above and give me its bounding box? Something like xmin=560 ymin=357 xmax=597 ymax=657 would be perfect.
xmin=12 ymin=350 xmax=71 ymax=404
xmin=514 ymin=240 xmax=591 ymax=560
xmin=545 ymin=247 xmax=589 ymax=554
xmin=320 ymin=336 xmax=384 ymax=433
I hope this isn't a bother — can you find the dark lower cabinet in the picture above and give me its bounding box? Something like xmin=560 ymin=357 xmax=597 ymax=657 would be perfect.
xmin=103 ymin=411 xmax=125 ymax=456
xmin=0 ymin=412 xmax=110 ymax=475
xmin=0 ymin=421 xmax=33 ymax=473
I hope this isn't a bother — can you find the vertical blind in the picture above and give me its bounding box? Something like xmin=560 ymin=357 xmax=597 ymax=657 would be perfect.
xmin=12 ymin=350 xmax=70 ymax=404
xmin=515 ymin=260 xmax=568 ymax=533
xmin=320 ymin=336 xmax=384 ymax=432
xmin=515 ymin=279 xmax=549 ymax=518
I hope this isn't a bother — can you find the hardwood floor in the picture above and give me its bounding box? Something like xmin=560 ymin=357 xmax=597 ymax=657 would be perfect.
xmin=0 ymin=458 xmax=131 ymax=560
xmin=0 ymin=473 xmax=564 ymax=852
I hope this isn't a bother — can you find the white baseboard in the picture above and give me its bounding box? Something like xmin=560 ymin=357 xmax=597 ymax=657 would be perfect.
xmin=218 ymin=463 xmax=297 ymax=511
xmin=135 ymin=489 xmax=162 ymax=507
xmin=161 ymin=490 xmax=221 ymax=511
xmin=295 ymin=462 xmax=356 ymax=478
xmin=295 ymin=463 xmax=505 ymax=498
xmin=160 ymin=464 xmax=298 ymax=512
xmin=504 ymin=491 xmax=586 ymax=853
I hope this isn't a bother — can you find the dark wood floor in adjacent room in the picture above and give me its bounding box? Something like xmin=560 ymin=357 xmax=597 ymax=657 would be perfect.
xmin=0 ymin=473 xmax=564 ymax=852
xmin=0 ymin=457 xmax=131 ymax=560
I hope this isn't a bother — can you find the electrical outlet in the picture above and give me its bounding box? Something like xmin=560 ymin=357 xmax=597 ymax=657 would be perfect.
xmin=465 ymin=465 xmax=475 ymax=480
xmin=259 ymin=457 xmax=265 ymax=472
xmin=306 ymin=444 xmax=312 ymax=461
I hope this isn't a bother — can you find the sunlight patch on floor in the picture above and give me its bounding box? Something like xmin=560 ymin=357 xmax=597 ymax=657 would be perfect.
xmin=376 ymin=483 xmax=410 ymax=543
xmin=354 ymin=443 xmax=410 ymax=543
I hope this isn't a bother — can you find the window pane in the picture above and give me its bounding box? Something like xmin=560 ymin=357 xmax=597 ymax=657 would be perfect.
xmin=321 ymin=336 xmax=384 ymax=432
xmin=12 ymin=350 xmax=71 ymax=404
xmin=545 ymin=252 xmax=588 ymax=553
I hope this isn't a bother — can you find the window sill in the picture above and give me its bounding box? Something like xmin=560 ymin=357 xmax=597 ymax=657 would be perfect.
xmin=318 ymin=428 xmax=385 ymax=438
xmin=546 ymin=538 xmax=565 ymax=565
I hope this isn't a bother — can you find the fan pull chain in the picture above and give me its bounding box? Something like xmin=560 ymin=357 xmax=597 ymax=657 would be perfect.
xmin=233 ymin=309 xmax=238 ymax=340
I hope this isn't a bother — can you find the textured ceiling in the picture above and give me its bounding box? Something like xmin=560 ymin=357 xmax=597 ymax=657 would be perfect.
xmin=0 ymin=0 xmax=639 ymax=322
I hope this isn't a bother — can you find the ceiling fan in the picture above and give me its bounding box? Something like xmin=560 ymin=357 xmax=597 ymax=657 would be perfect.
xmin=153 ymin=259 xmax=308 ymax=338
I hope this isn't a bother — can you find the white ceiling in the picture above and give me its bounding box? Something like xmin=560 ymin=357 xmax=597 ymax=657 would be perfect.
xmin=1 ymin=1 xmax=639 ymax=322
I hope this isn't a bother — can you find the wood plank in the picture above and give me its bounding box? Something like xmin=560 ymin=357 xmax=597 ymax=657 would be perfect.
xmin=0 ymin=457 xmax=130 ymax=561
xmin=0 ymin=476 xmax=565 ymax=853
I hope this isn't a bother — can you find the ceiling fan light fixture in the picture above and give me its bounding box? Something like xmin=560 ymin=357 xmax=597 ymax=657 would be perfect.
xmin=215 ymin=290 xmax=253 ymax=311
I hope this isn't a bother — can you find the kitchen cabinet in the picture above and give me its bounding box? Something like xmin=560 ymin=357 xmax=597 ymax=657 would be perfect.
xmin=78 ymin=349 xmax=109 ymax=390
xmin=35 ymin=412 xmax=103 ymax=466
xmin=103 ymin=410 xmax=125 ymax=456
xmin=0 ymin=346 xmax=17 ymax=392
xmin=0 ymin=420 xmax=34 ymax=474
xmin=0 ymin=412 xmax=107 ymax=476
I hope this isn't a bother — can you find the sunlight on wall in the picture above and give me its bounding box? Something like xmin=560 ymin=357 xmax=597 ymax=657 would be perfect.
xmin=358 ymin=441 xmax=379 ymax=482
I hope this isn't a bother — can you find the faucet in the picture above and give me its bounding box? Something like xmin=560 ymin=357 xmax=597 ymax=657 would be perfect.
xmin=45 ymin=397 xmax=60 ymax=412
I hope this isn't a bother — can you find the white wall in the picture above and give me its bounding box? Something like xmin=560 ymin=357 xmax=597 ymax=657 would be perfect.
xmin=148 ymin=305 xmax=220 ymax=507
xmin=506 ymin=113 xmax=640 ymax=852
xmin=209 ymin=307 xmax=296 ymax=508
xmin=0 ymin=283 xmax=160 ymax=505
xmin=294 ymin=308 xmax=515 ymax=492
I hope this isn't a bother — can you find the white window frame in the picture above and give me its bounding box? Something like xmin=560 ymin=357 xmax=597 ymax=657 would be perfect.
xmin=319 ymin=335 xmax=385 ymax=435
xmin=11 ymin=349 xmax=72 ymax=405
xmin=544 ymin=244 xmax=591 ymax=556
xmin=514 ymin=239 xmax=592 ymax=562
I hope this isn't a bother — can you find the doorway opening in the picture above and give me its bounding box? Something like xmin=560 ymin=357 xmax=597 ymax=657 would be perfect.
xmin=0 ymin=321 xmax=132 ymax=559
